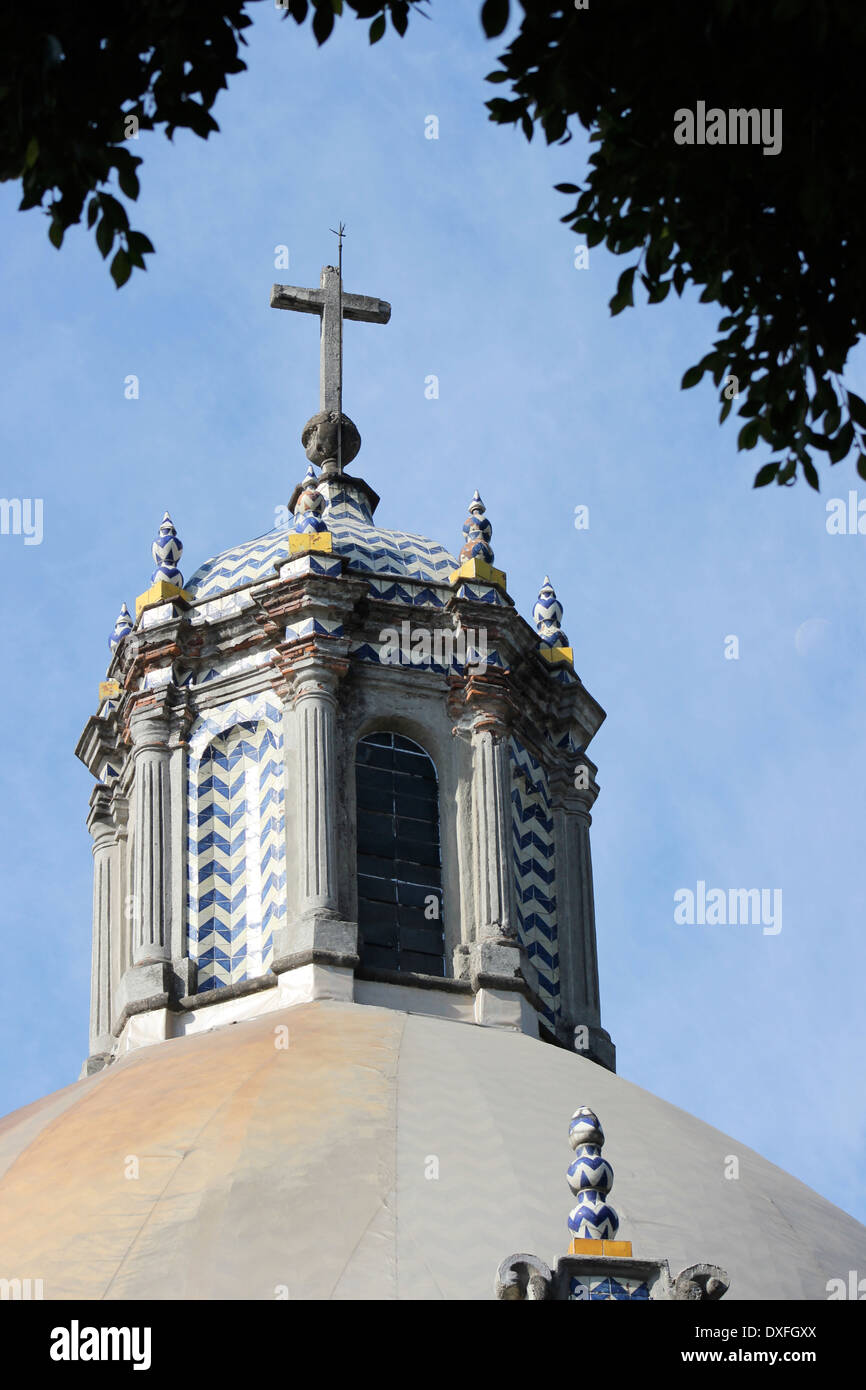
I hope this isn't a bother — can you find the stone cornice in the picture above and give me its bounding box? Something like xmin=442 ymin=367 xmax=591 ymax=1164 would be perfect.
xmin=447 ymin=665 xmax=520 ymax=739
xmin=122 ymin=631 xmax=183 ymax=695
xmin=122 ymin=687 xmax=192 ymax=751
xmin=86 ymin=784 xmax=116 ymax=840
xmin=185 ymin=663 xmax=278 ymax=716
xmin=442 ymin=594 xmax=606 ymax=750
xmin=271 ymin=634 xmax=352 ymax=703
xmin=252 ymin=570 xmax=367 ymax=639
xmin=181 ymin=621 xmax=270 ymax=671
xmin=75 ymin=712 xmax=120 ymax=780
xmin=549 ymin=750 xmax=600 ymax=811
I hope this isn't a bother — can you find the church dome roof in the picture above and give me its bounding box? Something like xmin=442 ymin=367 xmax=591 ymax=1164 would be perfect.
xmin=1 ymin=1001 xmax=861 ymax=1300
xmin=186 ymin=481 xmax=457 ymax=602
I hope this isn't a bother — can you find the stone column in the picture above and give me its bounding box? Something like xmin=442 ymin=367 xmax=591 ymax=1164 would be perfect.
xmin=111 ymin=792 xmax=131 ymax=997
xmin=551 ymin=768 xmax=616 ymax=1070
xmin=167 ymin=713 xmax=194 ymax=998
xmin=295 ymin=664 xmax=341 ymax=918
xmin=274 ymin=647 xmax=358 ymax=972
xmin=115 ymin=707 xmax=175 ymax=1027
xmin=471 ymin=721 xmax=518 ymax=942
xmin=130 ymin=710 xmax=173 ymax=966
xmin=555 ymin=800 xmax=601 ymax=1024
xmin=461 ymin=700 xmax=537 ymax=1032
xmin=86 ymin=790 xmax=116 ymax=1068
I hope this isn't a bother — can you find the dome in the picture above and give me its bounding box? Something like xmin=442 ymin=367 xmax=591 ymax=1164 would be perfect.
xmin=1 ymin=1000 xmax=861 ymax=1300
xmin=186 ymin=479 xmax=457 ymax=602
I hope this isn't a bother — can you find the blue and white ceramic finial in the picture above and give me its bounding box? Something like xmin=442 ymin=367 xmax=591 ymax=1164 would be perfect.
xmin=108 ymin=602 xmax=133 ymax=653
xmin=151 ymin=511 xmax=184 ymax=587
xmin=291 ymin=463 xmax=328 ymax=534
xmin=566 ymin=1107 xmax=620 ymax=1242
xmin=533 ymin=576 xmax=569 ymax=649
xmin=458 ymin=489 xmax=494 ymax=565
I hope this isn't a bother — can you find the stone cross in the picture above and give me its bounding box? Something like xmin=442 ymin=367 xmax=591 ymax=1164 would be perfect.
xmin=270 ymin=266 xmax=391 ymax=415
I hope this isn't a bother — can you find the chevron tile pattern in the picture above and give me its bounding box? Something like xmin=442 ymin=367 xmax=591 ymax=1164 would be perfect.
xmin=286 ymin=614 xmax=344 ymax=641
xmin=569 ymin=1275 xmax=650 ymax=1300
xmin=187 ymin=697 xmax=286 ymax=992
xmin=185 ymin=486 xmax=458 ymax=600
xmin=143 ymin=665 xmax=173 ymax=690
xmin=509 ymin=735 xmax=560 ymax=1028
xmin=366 ymin=576 xmax=449 ymax=608
xmin=189 ymin=591 xmax=257 ymax=625
xmin=280 ymin=552 xmax=342 ymax=580
xmin=349 ymin=640 xmax=452 ymax=672
xmin=549 ymin=662 xmax=578 ymax=686
xmin=348 ymin=635 xmax=506 ymax=673
xmin=175 ymin=650 xmax=270 ymax=689
xmin=451 ymin=580 xmax=510 ymax=605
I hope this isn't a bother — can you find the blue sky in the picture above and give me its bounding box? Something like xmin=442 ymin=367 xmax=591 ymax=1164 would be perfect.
xmin=1 ymin=5 xmax=864 ymax=1226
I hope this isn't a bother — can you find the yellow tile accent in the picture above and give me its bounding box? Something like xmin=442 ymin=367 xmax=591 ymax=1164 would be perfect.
xmin=98 ymin=680 xmax=121 ymax=703
xmin=567 ymin=1237 xmax=633 ymax=1258
xmin=448 ymin=557 xmax=508 ymax=591
xmin=569 ymin=1238 xmax=605 ymax=1256
xmin=288 ymin=531 xmax=333 ymax=555
xmin=539 ymin=644 xmax=574 ymax=666
xmin=135 ymin=580 xmax=190 ymax=618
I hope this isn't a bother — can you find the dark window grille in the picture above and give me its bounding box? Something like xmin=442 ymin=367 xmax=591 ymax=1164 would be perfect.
xmin=355 ymin=731 xmax=445 ymax=976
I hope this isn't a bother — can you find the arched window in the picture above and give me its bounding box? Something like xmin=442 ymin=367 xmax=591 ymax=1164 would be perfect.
xmin=355 ymin=731 xmax=445 ymax=976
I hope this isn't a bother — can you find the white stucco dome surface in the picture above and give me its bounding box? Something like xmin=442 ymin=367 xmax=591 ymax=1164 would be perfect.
xmin=0 ymin=1001 xmax=862 ymax=1301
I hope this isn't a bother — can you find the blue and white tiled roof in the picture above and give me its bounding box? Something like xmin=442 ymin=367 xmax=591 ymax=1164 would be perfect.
xmin=185 ymin=481 xmax=457 ymax=602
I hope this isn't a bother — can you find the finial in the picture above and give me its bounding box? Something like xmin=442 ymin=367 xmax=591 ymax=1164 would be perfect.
xmin=135 ymin=510 xmax=189 ymax=619
xmin=109 ymin=602 xmax=133 ymax=653
xmin=566 ymin=1107 xmax=620 ymax=1243
xmin=495 ymin=1104 xmax=728 ymax=1299
xmin=286 ymin=463 xmax=334 ymax=557
xmin=291 ymin=464 xmax=329 ymax=534
xmin=151 ymin=511 xmax=184 ymax=588
xmin=534 ymin=576 xmax=569 ymax=648
xmin=458 ymin=490 xmax=494 ymax=566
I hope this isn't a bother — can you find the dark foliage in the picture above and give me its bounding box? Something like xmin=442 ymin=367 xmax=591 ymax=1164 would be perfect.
xmin=483 ymin=0 xmax=866 ymax=488
xmin=3 ymin=0 xmax=864 ymax=487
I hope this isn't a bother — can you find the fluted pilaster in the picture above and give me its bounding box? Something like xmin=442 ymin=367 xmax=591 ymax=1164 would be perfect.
xmin=295 ymin=671 xmax=340 ymax=916
xmin=270 ymin=642 xmax=357 ymax=973
xmin=550 ymin=764 xmax=615 ymax=1068
xmin=130 ymin=712 xmax=172 ymax=965
xmin=471 ymin=723 xmax=517 ymax=941
xmin=87 ymin=795 xmax=116 ymax=1060
xmin=555 ymin=802 xmax=601 ymax=1025
xmin=454 ymin=700 xmax=537 ymax=1026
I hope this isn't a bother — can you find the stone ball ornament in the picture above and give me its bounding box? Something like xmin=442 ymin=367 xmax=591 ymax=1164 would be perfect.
xmin=301 ymin=409 xmax=361 ymax=470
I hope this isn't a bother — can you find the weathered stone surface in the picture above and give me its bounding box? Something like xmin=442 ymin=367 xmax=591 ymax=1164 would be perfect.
xmin=115 ymin=961 xmax=171 ymax=1019
xmin=270 ymin=265 xmax=390 ymax=415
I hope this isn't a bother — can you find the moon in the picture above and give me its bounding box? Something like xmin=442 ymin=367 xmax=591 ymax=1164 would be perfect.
xmin=794 ymin=618 xmax=830 ymax=656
